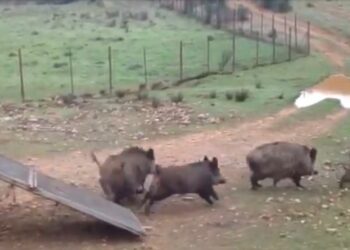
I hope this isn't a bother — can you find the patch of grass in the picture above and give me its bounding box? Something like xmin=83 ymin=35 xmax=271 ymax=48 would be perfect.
xmin=154 ymin=53 xmax=332 ymax=119
xmin=293 ymin=0 xmax=350 ymax=38
xmin=225 ymin=91 xmax=234 ymax=100
xmin=209 ymin=90 xmax=217 ymax=99
xmin=0 ymin=0 xmax=296 ymax=101
xmin=273 ymin=100 xmax=340 ymax=130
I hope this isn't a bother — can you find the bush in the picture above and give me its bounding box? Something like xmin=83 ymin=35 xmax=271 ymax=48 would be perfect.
xmin=151 ymin=96 xmax=161 ymax=108
xmin=170 ymin=92 xmax=184 ymax=103
xmin=115 ymin=90 xmax=126 ymax=98
xmin=209 ymin=90 xmax=217 ymax=99
xmin=235 ymin=89 xmax=250 ymax=102
xmin=137 ymin=91 xmax=148 ymax=101
xmin=225 ymin=91 xmax=234 ymax=100
xmin=306 ymin=2 xmax=314 ymax=7
xmin=277 ymin=93 xmax=284 ymax=99
xmin=255 ymin=81 xmax=263 ymax=89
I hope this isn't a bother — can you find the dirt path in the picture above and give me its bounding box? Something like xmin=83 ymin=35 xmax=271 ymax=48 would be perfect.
xmin=0 ymin=106 xmax=347 ymax=250
xmin=229 ymin=0 xmax=350 ymax=69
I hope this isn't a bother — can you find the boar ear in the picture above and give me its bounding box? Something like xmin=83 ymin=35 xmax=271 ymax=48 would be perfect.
xmin=146 ymin=148 xmax=155 ymax=160
xmin=211 ymin=157 xmax=218 ymax=168
xmin=203 ymin=156 xmax=209 ymax=161
xmin=309 ymin=147 xmax=317 ymax=164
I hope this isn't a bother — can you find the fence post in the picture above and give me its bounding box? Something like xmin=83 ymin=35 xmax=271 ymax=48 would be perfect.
xmin=68 ymin=48 xmax=74 ymax=95
xmin=307 ymin=21 xmax=311 ymax=55
xmin=260 ymin=13 xmax=264 ymax=37
xmin=207 ymin=36 xmax=210 ymax=72
xmin=143 ymin=47 xmax=148 ymax=84
xmin=250 ymin=11 xmax=253 ymax=34
xmin=179 ymin=40 xmax=183 ymax=80
xmin=18 ymin=49 xmax=25 ymax=102
xmin=232 ymin=9 xmax=236 ymax=73
xmin=284 ymin=15 xmax=287 ymax=44
xmin=256 ymin=32 xmax=259 ymax=66
xmin=108 ymin=46 xmax=113 ymax=95
xmin=288 ymin=27 xmax=292 ymax=61
xmin=294 ymin=13 xmax=298 ymax=49
xmin=272 ymin=14 xmax=276 ymax=64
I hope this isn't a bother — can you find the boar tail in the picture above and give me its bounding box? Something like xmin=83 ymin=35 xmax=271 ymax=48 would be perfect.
xmin=90 ymin=151 xmax=102 ymax=168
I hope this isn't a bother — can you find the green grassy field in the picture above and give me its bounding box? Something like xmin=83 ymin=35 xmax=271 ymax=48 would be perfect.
xmin=0 ymin=0 xmax=297 ymax=101
xmin=152 ymin=53 xmax=333 ymax=118
xmin=293 ymin=0 xmax=350 ymax=38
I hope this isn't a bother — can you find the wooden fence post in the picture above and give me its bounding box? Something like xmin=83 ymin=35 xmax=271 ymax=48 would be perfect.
xmin=18 ymin=48 xmax=25 ymax=102
xmin=294 ymin=13 xmax=298 ymax=49
xmin=179 ymin=40 xmax=183 ymax=80
xmin=272 ymin=14 xmax=276 ymax=64
xmin=260 ymin=13 xmax=264 ymax=37
xmin=108 ymin=46 xmax=113 ymax=95
xmin=284 ymin=15 xmax=287 ymax=44
xmin=207 ymin=36 xmax=210 ymax=72
xmin=143 ymin=47 xmax=148 ymax=84
xmin=250 ymin=11 xmax=253 ymax=34
xmin=307 ymin=21 xmax=311 ymax=55
xmin=288 ymin=27 xmax=292 ymax=61
xmin=68 ymin=48 xmax=74 ymax=95
xmin=232 ymin=9 xmax=236 ymax=73
xmin=256 ymin=32 xmax=259 ymax=66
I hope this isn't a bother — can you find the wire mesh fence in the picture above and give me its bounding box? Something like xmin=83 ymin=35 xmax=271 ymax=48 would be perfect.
xmin=3 ymin=0 xmax=310 ymax=102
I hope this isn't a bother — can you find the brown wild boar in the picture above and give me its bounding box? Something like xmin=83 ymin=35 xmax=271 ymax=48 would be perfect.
xmin=339 ymin=165 xmax=350 ymax=189
xmin=91 ymin=147 xmax=156 ymax=203
xmin=141 ymin=156 xmax=226 ymax=215
xmin=246 ymin=141 xmax=318 ymax=190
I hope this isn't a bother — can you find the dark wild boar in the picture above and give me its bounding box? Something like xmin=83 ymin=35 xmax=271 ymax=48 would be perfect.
xmin=90 ymin=147 xmax=156 ymax=203
xmin=246 ymin=141 xmax=318 ymax=190
xmin=339 ymin=165 xmax=350 ymax=189
xmin=142 ymin=156 xmax=226 ymax=215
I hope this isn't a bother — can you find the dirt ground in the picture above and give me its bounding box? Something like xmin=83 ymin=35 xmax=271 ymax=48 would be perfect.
xmin=0 ymin=105 xmax=348 ymax=250
xmin=1 ymin=1 xmax=350 ymax=250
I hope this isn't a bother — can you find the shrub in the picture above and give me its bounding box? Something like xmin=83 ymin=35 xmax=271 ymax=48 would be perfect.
xmin=235 ymin=89 xmax=250 ymax=102
xmin=151 ymin=96 xmax=161 ymax=108
xmin=255 ymin=81 xmax=263 ymax=89
xmin=209 ymin=90 xmax=217 ymax=99
xmin=170 ymin=92 xmax=184 ymax=103
xmin=137 ymin=91 xmax=148 ymax=101
xmin=115 ymin=90 xmax=126 ymax=98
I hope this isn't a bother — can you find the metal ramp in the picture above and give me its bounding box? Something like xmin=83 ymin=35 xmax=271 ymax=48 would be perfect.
xmin=0 ymin=155 xmax=145 ymax=236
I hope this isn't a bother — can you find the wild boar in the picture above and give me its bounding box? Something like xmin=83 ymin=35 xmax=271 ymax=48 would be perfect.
xmin=141 ymin=156 xmax=226 ymax=215
xmin=339 ymin=165 xmax=350 ymax=189
xmin=91 ymin=146 xmax=156 ymax=203
xmin=246 ymin=141 xmax=318 ymax=190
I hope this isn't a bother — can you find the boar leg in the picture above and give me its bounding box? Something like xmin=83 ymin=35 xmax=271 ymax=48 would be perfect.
xmin=209 ymin=187 xmax=219 ymax=200
xmin=292 ymin=175 xmax=304 ymax=188
xmin=198 ymin=191 xmax=213 ymax=205
xmin=250 ymin=174 xmax=262 ymax=190
xmin=273 ymin=178 xmax=280 ymax=187
xmin=144 ymin=199 xmax=155 ymax=215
